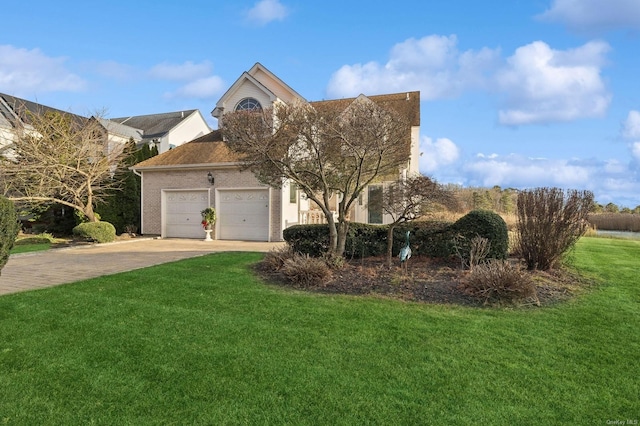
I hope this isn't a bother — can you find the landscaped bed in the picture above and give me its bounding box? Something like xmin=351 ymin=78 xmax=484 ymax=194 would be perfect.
xmin=258 ymin=254 xmax=588 ymax=307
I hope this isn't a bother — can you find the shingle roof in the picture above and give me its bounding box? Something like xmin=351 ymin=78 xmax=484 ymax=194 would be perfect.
xmin=0 ymin=93 xmax=88 ymax=128
xmin=134 ymin=130 xmax=241 ymax=168
xmin=134 ymin=91 xmax=420 ymax=169
xmin=110 ymin=110 xmax=198 ymax=141
xmin=97 ymin=118 xmax=143 ymax=140
xmin=310 ymin=91 xmax=420 ymax=127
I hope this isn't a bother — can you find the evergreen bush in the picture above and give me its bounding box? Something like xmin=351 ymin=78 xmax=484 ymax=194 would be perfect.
xmin=449 ymin=210 xmax=509 ymax=261
xmin=72 ymin=221 xmax=116 ymax=243
xmin=0 ymin=196 xmax=20 ymax=275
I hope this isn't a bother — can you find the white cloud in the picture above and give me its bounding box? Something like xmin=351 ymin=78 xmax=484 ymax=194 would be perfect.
xmin=419 ymin=136 xmax=460 ymax=173
xmin=464 ymin=154 xmax=591 ymax=188
xmin=327 ymin=36 xmax=611 ymax=126
xmin=326 ymin=35 xmax=500 ymax=99
xmin=149 ymin=61 xmax=213 ymax=81
xmin=538 ymin=0 xmax=640 ymax=33
xmin=246 ymin=0 xmax=289 ymax=26
xmin=622 ymin=110 xmax=640 ymax=139
xmin=495 ymin=40 xmax=611 ymax=125
xmin=632 ymin=142 xmax=640 ymax=161
xmin=0 ymin=44 xmax=86 ymax=94
xmin=164 ymin=76 xmax=225 ymax=100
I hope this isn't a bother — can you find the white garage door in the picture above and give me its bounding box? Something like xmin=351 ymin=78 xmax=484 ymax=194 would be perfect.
xmin=165 ymin=190 xmax=209 ymax=239
xmin=218 ymin=189 xmax=269 ymax=241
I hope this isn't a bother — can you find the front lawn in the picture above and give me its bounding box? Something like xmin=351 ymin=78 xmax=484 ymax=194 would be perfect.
xmin=0 ymin=238 xmax=637 ymax=424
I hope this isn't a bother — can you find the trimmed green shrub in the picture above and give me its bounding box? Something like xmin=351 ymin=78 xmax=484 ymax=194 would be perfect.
xmin=14 ymin=233 xmax=56 ymax=245
xmin=283 ymin=221 xmax=456 ymax=259
xmin=449 ymin=210 xmax=509 ymax=261
xmin=72 ymin=221 xmax=116 ymax=243
xmin=1 ymin=196 xmax=20 ymax=275
xmin=283 ymin=224 xmax=331 ymax=257
xmin=282 ymin=212 xmax=507 ymax=263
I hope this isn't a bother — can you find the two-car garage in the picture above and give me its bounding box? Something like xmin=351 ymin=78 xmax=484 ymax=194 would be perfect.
xmin=163 ymin=188 xmax=270 ymax=241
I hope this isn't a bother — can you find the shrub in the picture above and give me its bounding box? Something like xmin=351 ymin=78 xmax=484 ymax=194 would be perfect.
xmin=281 ymin=253 xmax=331 ymax=287
xmin=0 ymin=196 xmax=20 ymax=275
xmin=14 ymin=233 xmax=56 ymax=246
xmin=283 ymin=224 xmax=331 ymax=257
xmin=262 ymin=245 xmax=297 ymax=272
xmin=449 ymin=210 xmax=509 ymax=262
xmin=516 ymin=188 xmax=593 ymax=270
xmin=72 ymin=221 xmax=116 ymax=243
xmin=283 ymin=221 xmax=456 ymax=259
xmin=461 ymin=259 xmax=538 ymax=306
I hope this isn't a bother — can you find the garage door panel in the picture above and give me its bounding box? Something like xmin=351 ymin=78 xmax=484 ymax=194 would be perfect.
xmin=218 ymin=189 xmax=269 ymax=241
xmin=165 ymin=191 xmax=209 ymax=239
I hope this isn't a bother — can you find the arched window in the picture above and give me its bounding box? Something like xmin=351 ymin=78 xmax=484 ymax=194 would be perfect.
xmin=235 ymin=97 xmax=262 ymax=112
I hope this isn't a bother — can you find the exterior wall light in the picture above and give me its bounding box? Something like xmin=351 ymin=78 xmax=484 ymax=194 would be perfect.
xmin=207 ymin=172 xmax=214 ymax=185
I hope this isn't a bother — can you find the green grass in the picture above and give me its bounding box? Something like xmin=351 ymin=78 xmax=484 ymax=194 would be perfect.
xmin=0 ymin=238 xmax=638 ymax=424
xmin=10 ymin=234 xmax=57 ymax=254
xmin=9 ymin=243 xmax=52 ymax=254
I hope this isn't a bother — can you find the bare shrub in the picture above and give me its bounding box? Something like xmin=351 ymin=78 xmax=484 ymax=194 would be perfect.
xmin=516 ymin=187 xmax=593 ymax=270
xmin=468 ymin=236 xmax=491 ymax=271
xmin=322 ymin=252 xmax=346 ymax=270
xmin=453 ymin=235 xmax=491 ymax=270
xmin=461 ymin=260 xmax=539 ymax=306
xmin=281 ymin=253 xmax=331 ymax=287
xmin=262 ymin=245 xmax=297 ymax=272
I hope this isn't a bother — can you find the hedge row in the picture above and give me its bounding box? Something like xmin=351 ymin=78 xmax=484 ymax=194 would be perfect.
xmin=283 ymin=210 xmax=508 ymax=261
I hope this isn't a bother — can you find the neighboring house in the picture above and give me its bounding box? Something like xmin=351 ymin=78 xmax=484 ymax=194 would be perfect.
xmin=132 ymin=63 xmax=421 ymax=242
xmin=0 ymin=93 xmax=211 ymax=157
xmin=109 ymin=110 xmax=211 ymax=153
xmin=0 ymin=93 xmax=92 ymax=158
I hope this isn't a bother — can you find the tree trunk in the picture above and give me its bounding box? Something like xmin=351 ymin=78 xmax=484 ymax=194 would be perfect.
xmin=326 ymin=215 xmax=338 ymax=254
xmin=335 ymin=221 xmax=350 ymax=257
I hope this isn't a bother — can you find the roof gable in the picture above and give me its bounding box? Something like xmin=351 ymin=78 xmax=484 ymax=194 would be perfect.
xmin=110 ymin=110 xmax=198 ymax=140
xmin=212 ymin=62 xmax=306 ymax=118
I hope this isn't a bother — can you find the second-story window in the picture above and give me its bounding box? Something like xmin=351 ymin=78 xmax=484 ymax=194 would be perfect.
xmin=235 ymin=97 xmax=262 ymax=112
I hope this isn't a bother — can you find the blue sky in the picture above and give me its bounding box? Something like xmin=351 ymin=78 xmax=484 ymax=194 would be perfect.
xmin=2 ymin=0 xmax=640 ymax=207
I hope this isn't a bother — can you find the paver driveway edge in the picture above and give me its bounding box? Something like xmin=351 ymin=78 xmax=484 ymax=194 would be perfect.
xmin=1 ymin=238 xmax=284 ymax=296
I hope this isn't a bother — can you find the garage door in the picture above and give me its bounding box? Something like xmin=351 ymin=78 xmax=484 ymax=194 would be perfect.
xmin=218 ymin=189 xmax=269 ymax=241
xmin=165 ymin=190 xmax=209 ymax=239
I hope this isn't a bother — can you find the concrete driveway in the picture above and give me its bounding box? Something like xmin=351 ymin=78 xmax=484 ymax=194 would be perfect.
xmin=1 ymin=238 xmax=284 ymax=296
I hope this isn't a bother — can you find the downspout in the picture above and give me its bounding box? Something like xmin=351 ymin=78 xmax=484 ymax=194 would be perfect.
xmin=131 ymin=167 xmax=144 ymax=235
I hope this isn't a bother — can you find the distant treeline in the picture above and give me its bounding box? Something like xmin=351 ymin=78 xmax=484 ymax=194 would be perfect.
xmin=444 ymin=184 xmax=640 ymax=216
xmin=587 ymin=213 xmax=640 ymax=232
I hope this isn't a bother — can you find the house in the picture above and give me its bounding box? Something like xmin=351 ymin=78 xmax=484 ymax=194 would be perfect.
xmin=0 ymin=93 xmax=92 ymax=157
xmin=0 ymin=93 xmax=211 ymax=156
xmin=108 ymin=110 xmax=211 ymax=153
xmin=132 ymin=63 xmax=421 ymax=241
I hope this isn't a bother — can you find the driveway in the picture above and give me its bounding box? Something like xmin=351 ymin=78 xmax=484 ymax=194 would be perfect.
xmin=1 ymin=238 xmax=284 ymax=296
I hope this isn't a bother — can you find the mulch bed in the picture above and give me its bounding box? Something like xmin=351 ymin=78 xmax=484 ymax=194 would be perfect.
xmin=257 ymin=255 xmax=586 ymax=308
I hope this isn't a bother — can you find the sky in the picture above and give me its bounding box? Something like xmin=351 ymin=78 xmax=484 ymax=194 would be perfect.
xmin=2 ymin=0 xmax=640 ymax=208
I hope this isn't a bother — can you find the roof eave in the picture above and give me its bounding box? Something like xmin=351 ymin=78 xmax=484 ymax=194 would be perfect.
xmin=131 ymin=161 xmax=243 ymax=172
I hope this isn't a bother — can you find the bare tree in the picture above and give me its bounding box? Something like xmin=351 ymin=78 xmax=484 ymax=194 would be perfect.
xmin=378 ymin=175 xmax=455 ymax=266
xmin=516 ymin=187 xmax=594 ymax=270
xmin=222 ymin=98 xmax=412 ymax=256
xmin=1 ymin=108 xmax=128 ymax=222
